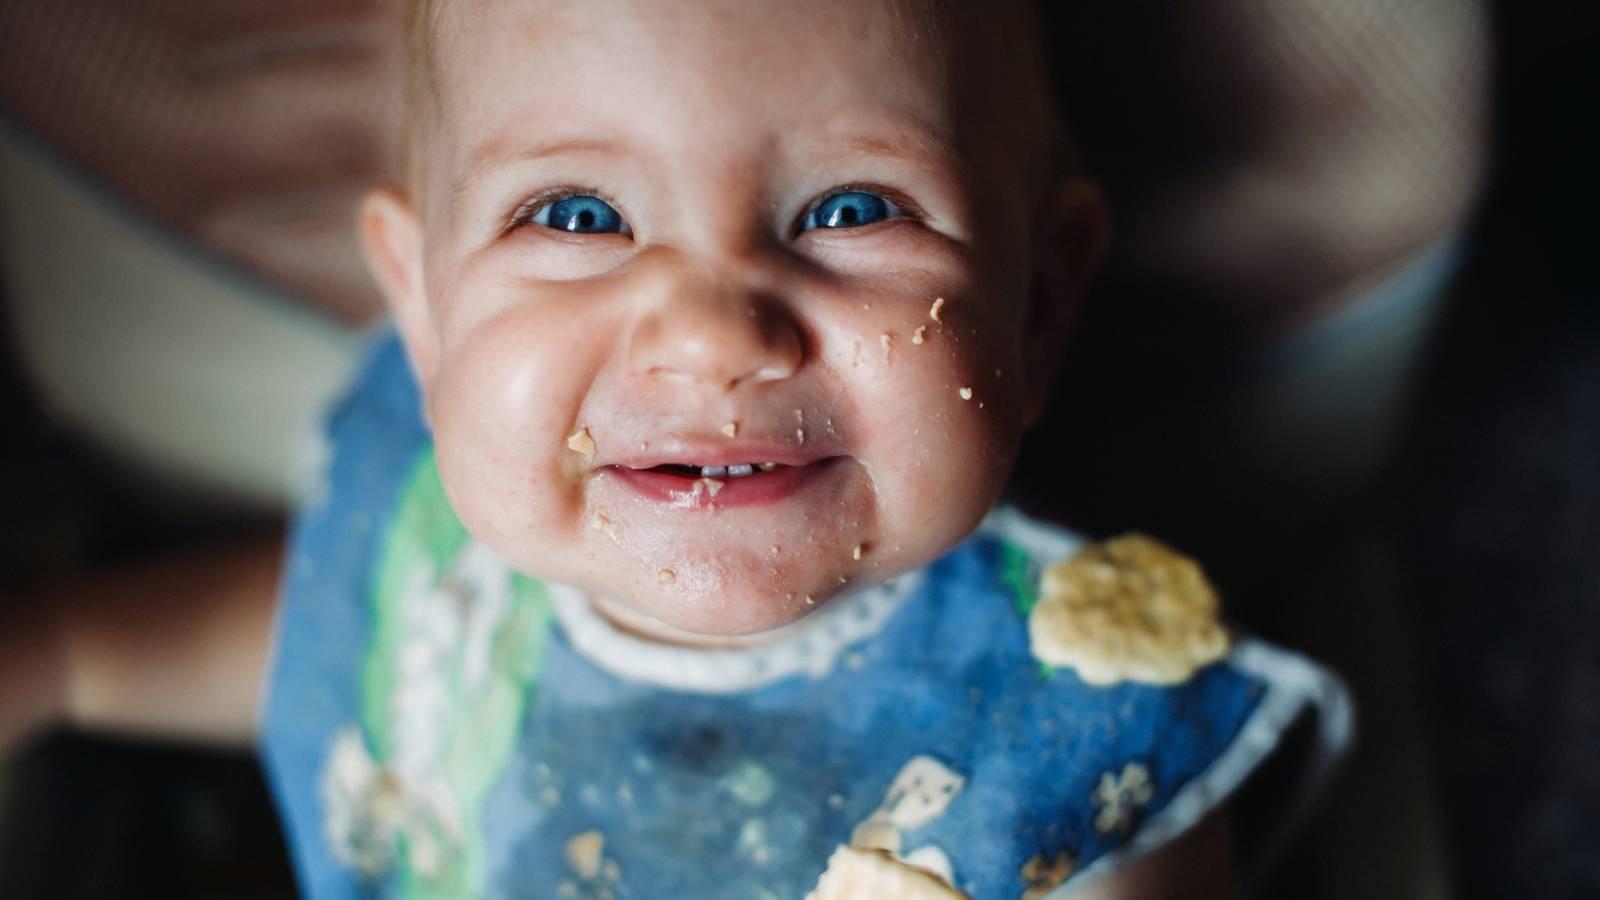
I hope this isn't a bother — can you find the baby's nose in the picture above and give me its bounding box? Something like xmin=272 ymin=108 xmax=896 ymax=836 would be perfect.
xmin=627 ymin=275 xmax=802 ymax=390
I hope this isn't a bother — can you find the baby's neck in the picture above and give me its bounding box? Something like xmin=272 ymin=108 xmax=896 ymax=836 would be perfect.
xmin=586 ymin=594 xmax=794 ymax=650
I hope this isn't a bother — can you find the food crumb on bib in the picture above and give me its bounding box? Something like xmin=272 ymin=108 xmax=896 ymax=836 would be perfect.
xmin=1028 ymin=534 xmax=1229 ymax=685
xmin=806 ymin=845 xmax=969 ymax=900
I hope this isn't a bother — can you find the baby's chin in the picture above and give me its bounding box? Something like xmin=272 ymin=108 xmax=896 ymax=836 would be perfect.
xmin=596 ymin=566 xmax=846 ymax=640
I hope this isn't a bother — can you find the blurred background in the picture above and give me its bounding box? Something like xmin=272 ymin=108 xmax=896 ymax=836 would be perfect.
xmin=0 ymin=0 xmax=1595 ymax=897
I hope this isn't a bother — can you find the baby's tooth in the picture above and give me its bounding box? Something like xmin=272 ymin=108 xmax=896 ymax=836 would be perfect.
xmin=702 ymin=465 xmax=728 ymax=478
xmin=727 ymin=464 xmax=755 ymax=477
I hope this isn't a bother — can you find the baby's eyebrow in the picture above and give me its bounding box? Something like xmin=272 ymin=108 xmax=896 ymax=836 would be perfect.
xmin=794 ymin=119 xmax=968 ymax=188
xmin=826 ymin=127 xmax=956 ymax=169
xmin=450 ymin=137 xmax=633 ymax=211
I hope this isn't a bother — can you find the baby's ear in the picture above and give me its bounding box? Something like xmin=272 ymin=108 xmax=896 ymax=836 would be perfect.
xmin=1022 ymin=177 xmax=1109 ymax=426
xmin=358 ymin=188 xmax=438 ymax=389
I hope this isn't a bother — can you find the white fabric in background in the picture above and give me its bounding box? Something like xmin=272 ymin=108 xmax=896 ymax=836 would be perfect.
xmin=0 ymin=127 xmax=361 ymax=513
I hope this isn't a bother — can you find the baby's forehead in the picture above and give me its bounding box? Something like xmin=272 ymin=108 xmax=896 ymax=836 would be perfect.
xmin=421 ymin=0 xmax=1058 ymax=191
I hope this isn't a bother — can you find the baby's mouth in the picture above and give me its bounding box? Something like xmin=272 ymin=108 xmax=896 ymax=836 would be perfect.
xmin=639 ymin=462 xmax=782 ymax=479
xmin=606 ymin=457 xmax=843 ymax=508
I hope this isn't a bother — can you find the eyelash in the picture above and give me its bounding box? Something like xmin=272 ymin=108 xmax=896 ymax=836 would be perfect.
xmin=503 ymin=185 xmax=624 ymax=235
xmin=793 ymin=183 xmax=925 ymax=236
xmin=503 ymin=182 xmax=926 ymax=237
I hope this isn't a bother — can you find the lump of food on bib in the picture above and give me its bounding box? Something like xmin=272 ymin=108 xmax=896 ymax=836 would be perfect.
xmin=1028 ymin=534 xmax=1229 ymax=685
xmin=806 ymin=845 xmax=970 ymax=900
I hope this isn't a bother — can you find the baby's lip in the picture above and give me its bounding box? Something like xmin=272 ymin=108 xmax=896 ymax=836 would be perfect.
xmin=599 ymin=435 xmax=834 ymax=471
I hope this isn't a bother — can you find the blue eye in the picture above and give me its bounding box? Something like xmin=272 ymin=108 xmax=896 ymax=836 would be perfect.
xmin=803 ymin=190 xmax=902 ymax=231
xmin=532 ymin=194 xmax=629 ymax=234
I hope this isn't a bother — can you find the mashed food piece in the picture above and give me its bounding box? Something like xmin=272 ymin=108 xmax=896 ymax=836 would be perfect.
xmin=806 ymin=846 xmax=970 ymax=900
xmin=1028 ymin=535 xmax=1229 ymax=685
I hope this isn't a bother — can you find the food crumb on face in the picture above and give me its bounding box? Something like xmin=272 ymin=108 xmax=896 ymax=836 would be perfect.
xmin=912 ymin=325 xmax=928 ymax=345
xmin=722 ymin=421 xmax=739 ymax=438
xmin=702 ymin=477 xmax=725 ymax=498
xmin=852 ymin=543 xmax=864 ymax=560
xmin=566 ymin=427 xmax=597 ymax=458
xmin=657 ymin=568 xmax=677 ymax=584
xmin=880 ymin=333 xmax=893 ymax=360
xmin=805 ymin=595 xmax=816 ymax=605
xmin=930 ymin=296 xmax=945 ymax=322
xmin=796 ymin=428 xmax=806 ymax=445
xmin=770 ymin=545 xmax=781 ymax=555
xmin=590 ymin=508 xmax=621 ymax=542
xmin=958 ymin=387 xmax=973 ymax=400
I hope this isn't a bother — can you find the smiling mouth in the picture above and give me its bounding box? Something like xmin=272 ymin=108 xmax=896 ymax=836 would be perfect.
xmin=639 ymin=462 xmax=783 ymax=479
xmin=607 ymin=457 xmax=843 ymax=507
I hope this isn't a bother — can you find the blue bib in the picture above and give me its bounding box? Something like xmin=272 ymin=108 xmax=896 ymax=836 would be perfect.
xmin=262 ymin=331 xmax=1350 ymax=899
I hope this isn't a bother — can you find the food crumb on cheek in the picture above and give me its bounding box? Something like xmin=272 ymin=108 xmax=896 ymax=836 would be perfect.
xmin=796 ymin=428 xmax=806 ymax=445
xmin=770 ymin=545 xmax=781 ymax=555
xmin=912 ymin=325 xmax=928 ymax=346
xmin=566 ymin=427 xmax=597 ymax=459
xmin=852 ymin=543 xmax=864 ymax=561
xmin=929 ymin=297 xmax=945 ymax=322
xmin=722 ymin=421 xmax=739 ymax=438
xmin=880 ymin=333 xmax=893 ymax=360
xmin=958 ymin=387 xmax=973 ymax=401
xmin=657 ymin=568 xmax=677 ymax=584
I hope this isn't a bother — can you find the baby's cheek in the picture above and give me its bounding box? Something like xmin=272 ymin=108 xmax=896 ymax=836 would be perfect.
xmin=856 ymin=359 xmax=1020 ymax=553
xmin=428 ymin=331 xmax=590 ymax=561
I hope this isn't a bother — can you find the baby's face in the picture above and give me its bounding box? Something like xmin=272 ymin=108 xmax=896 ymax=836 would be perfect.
xmin=365 ymin=0 xmax=1099 ymax=637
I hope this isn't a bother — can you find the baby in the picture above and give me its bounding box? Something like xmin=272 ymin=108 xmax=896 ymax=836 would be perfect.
xmin=1 ymin=1 xmax=1350 ymax=897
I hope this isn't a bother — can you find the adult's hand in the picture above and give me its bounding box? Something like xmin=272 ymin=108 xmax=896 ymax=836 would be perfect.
xmin=0 ymin=0 xmax=407 ymax=324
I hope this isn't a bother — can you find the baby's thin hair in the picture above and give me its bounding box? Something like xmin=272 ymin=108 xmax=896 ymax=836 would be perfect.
xmin=403 ymin=0 xmax=445 ymax=191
